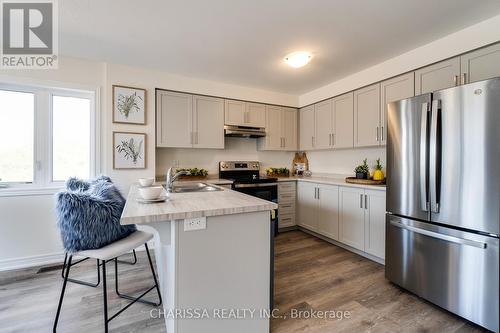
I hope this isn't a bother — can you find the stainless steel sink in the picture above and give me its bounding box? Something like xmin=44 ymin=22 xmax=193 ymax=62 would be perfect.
xmin=168 ymin=182 xmax=223 ymax=193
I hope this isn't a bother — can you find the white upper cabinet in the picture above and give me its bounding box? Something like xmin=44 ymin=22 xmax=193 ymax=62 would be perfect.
xmin=246 ymin=103 xmax=266 ymax=128
xmin=380 ymin=73 xmax=415 ymax=145
xmin=415 ymin=57 xmax=460 ymax=95
xmin=156 ymin=91 xmax=224 ymax=148
xmin=282 ymin=107 xmax=298 ymax=150
xmin=156 ymin=91 xmax=193 ymax=148
xmin=332 ymin=92 xmax=354 ymax=149
xmin=299 ymin=105 xmax=315 ymax=151
xmin=225 ymin=100 xmax=265 ymax=128
xmin=354 ymin=83 xmax=381 ymax=148
xmin=224 ymin=100 xmax=246 ymax=126
xmin=314 ymin=99 xmax=333 ymax=149
xmin=460 ymin=43 xmax=500 ymax=84
xmin=192 ymin=95 xmax=224 ymax=149
xmin=258 ymin=106 xmax=297 ymax=151
xmin=263 ymin=105 xmax=282 ymax=150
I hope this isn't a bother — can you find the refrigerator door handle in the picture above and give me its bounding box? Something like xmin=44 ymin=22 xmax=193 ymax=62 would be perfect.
xmin=389 ymin=220 xmax=487 ymax=249
xmin=429 ymin=99 xmax=441 ymax=213
xmin=420 ymin=102 xmax=429 ymax=212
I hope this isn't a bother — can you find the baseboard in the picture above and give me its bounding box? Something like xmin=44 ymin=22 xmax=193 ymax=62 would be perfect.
xmin=0 ymin=252 xmax=65 ymax=272
xmin=0 ymin=241 xmax=155 ymax=272
xmin=297 ymin=226 xmax=385 ymax=265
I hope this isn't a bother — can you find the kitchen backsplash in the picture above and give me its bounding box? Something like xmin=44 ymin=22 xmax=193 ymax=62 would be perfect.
xmin=156 ymin=137 xmax=386 ymax=178
xmin=156 ymin=137 xmax=295 ymax=177
xmin=307 ymin=147 xmax=386 ymax=175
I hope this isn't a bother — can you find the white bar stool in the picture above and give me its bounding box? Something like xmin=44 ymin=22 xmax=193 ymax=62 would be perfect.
xmin=53 ymin=230 xmax=162 ymax=333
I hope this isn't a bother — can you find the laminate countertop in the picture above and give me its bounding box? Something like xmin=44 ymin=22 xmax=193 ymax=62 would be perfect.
xmin=275 ymin=175 xmax=386 ymax=191
xmin=120 ymin=184 xmax=278 ymax=225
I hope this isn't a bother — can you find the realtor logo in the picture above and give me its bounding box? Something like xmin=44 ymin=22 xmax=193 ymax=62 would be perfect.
xmin=1 ymin=0 xmax=58 ymax=68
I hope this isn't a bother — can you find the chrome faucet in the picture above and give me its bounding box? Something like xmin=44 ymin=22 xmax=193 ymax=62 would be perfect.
xmin=165 ymin=167 xmax=190 ymax=192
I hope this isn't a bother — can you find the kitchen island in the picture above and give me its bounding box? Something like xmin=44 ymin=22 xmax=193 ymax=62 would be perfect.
xmin=121 ymin=184 xmax=277 ymax=333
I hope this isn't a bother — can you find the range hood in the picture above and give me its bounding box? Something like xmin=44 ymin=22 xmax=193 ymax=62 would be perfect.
xmin=224 ymin=125 xmax=266 ymax=138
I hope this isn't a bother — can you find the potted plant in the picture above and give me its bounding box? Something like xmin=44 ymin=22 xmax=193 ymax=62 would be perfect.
xmin=354 ymin=158 xmax=369 ymax=179
xmin=373 ymin=158 xmax=384 ymax=181
xmin=266 ymin=167 xmax=290 ymax=177
xmin=176 ymin=167 xmax=209 ymax=180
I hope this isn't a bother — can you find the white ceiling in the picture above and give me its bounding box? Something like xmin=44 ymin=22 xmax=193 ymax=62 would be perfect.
xmin=60 ymin=0 xmax=500 ymax=94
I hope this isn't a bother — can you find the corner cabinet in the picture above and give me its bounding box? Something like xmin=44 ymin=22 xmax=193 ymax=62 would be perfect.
xmin=156 ymin=91 xmax=224 ymax=148
xmin=258 ymin=106 xmax=297 ymax=151
xmin=299 ymin=105 xmax=315 ymax=150
xmin=297 ymin=182 xmax=340 ymax=240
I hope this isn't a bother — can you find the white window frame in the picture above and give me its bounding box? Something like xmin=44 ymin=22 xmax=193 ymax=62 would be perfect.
xmin=0 ymin=82 xmax=100 ymax=197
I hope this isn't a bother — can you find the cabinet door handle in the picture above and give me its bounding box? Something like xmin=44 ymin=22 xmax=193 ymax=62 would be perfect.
xmin=381 ymin=127 xmax=384 ymax=142
xmin=283 ymin=137 xmax=286 ymax=148
xmin=365 ymin=194 xmax=368 ymax=210
xmin=360 ymin=194 xmax=363 ymax=208
xmin=461 ymin=73 xmax=467 ymax=85
xmin=376 ymin=127 xmax=379 ymax=141
xmin=317 ymin=188 xmax=320 ymax=200
xmin=333 ymin=133 xmax=335 ymax=146
xmin=311 ymin=136 xmax=315 ymax=147
xmin=454 ymin=75 xmax=459 ymax=86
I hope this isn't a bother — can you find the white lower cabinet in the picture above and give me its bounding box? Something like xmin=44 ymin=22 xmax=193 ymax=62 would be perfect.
xmin=297 ymin=181 xmax=386 ymax=261
xmin=364 ymin=189 xmax=386 ymax=259
xmin=339 ymin=187 xmax=366 ymax=251
xmin=317 ymin=184 xmax=339 ymax=240
xmin=297 ymin=182 xmax=318 ymax=231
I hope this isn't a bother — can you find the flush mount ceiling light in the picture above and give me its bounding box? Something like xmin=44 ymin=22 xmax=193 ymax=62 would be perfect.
xmin=284 ymin=51 xmax=312 ymax=68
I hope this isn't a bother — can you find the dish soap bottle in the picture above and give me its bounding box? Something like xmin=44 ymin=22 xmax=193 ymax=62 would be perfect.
xmin=373 ymin=158 xmax=384 ymax=181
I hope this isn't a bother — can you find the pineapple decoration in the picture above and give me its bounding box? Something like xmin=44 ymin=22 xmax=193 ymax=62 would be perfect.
xmin=373 ymin=158 xmax=384 ymax=181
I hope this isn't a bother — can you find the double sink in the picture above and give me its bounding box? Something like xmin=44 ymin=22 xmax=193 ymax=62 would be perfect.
xmin=166 ymin=182 xmax=223 ymax=193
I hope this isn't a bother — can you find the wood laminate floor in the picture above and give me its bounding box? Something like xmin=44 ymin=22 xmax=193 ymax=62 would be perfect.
xmin=0 ymin=231 xmax=488 ymax=332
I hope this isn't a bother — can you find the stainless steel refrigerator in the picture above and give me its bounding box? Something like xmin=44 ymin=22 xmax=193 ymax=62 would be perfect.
xmin=386 ymin=77 xmax=500 ymax=332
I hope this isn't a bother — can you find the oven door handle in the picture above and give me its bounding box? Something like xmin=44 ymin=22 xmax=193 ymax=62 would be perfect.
xmin=233 ymin=183 xmax=279 ymax=188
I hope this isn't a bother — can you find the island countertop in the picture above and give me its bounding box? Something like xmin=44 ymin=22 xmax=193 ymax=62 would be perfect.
xmin=120 ymin=184 xmax=278 ymax=225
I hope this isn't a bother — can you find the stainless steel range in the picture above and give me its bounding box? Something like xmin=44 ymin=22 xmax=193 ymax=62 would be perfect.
xmin=219 ymin=160 xmax=277 ymax=309
xmin=386 ymin=77 xmax=500 ymax=332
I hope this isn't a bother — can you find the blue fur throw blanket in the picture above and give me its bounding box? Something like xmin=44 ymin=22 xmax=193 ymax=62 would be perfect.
xmin=56 ymin=177 xmax=136 ymax=253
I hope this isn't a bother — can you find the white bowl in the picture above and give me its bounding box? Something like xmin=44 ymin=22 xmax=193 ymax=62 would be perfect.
xmin=138 ymin=186 xmax=163 ymax=200
xmin=138 ymin=178 xmax=154 ymax=187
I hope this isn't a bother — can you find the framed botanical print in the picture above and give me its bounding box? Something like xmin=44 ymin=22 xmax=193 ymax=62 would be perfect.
xmin=112 ymin=85 xmax=146 ymax=125
xmin=113 ymin=132 xmax=146 ymax=169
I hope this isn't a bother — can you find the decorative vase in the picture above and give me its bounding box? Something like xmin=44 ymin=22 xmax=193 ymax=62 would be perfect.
xmin=356 ymin=172 xmax=367 ymax=179
xmin=373 ymin=169 xmax=384 ymax=181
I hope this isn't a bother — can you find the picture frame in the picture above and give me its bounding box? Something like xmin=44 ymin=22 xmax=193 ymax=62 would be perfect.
xmin=113 ymin=132 xmax=147 ymax=169
xmin=112 ymin=85 xmax=147 ymax=125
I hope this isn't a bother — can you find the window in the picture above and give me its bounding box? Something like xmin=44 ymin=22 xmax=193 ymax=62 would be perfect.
xmin=0 ymin=83 xmax=97 ymax=193
xmin=0 ymin=90 xmax=34 ymax=183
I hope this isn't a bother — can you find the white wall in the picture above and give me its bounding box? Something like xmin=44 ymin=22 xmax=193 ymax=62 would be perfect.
xmin=156 ymin=137 xmax=294 ymax=177
xmin=300 ymin=14 xmax=500 ymax=106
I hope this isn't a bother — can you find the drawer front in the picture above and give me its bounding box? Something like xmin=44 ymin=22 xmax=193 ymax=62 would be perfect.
xmin=279 ymin=201 xmax=295 ymax=213
xmin=279 ymin=192 xmax=296 ymax=203
xmin=278 ymin=181 xmax=296 ymax=193
xmin=279 ymin=213 xmax=295 ymax=227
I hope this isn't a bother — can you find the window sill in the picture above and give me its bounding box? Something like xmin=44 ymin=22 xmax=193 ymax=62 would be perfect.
xmin=0 ymin=186 xmax=63 ymax=197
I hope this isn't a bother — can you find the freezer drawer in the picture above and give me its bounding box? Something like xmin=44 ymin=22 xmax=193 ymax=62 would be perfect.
xmin=386 ymin=215 xmax=499 ymax=332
